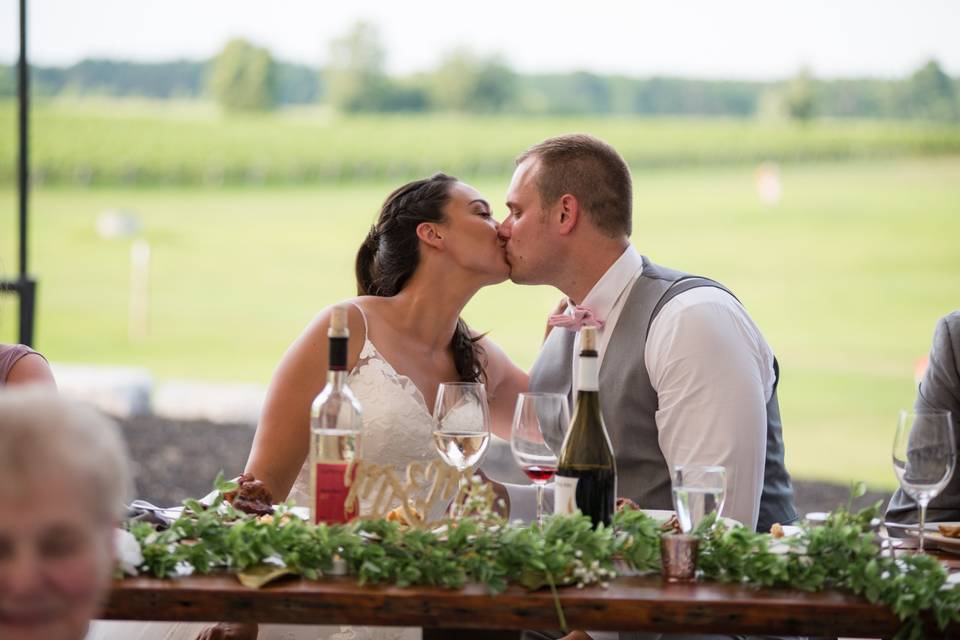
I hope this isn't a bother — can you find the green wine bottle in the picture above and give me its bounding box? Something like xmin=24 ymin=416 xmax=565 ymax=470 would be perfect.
xmin=554 ymin=326 xmax=617 ymax=528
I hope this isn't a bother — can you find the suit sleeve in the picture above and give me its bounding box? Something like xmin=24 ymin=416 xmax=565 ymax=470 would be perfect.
xmin=916 ymin=313 xmax=960 ymax=415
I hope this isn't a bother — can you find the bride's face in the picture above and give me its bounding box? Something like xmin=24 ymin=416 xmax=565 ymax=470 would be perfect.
xmin=438 ymin=182 xmax=510 ymax=283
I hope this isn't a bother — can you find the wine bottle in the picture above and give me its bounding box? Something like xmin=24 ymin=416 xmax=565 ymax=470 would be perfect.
xmin=554 ymin=326 xmax=617 ymax=528
xmin=310 ymin=305 xmax=362 ymax=524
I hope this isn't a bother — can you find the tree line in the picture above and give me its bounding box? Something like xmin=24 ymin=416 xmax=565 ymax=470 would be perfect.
xmin=1 ymin=21 xmax=957 ymax=122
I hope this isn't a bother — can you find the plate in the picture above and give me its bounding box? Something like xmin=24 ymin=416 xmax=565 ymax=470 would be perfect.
xmin=641 ymin=509 xmax=741 ymax=529
xmin=885 ymin=520 xmax=960 ymax=533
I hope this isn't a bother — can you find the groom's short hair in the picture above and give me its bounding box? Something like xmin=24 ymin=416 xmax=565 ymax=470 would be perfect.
xmin=517 ymin=133 xmax=632 ymax=237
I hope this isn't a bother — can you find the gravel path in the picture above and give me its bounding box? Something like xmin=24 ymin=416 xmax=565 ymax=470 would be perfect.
xmin=120 ymin=416 xmax=891 ymax=518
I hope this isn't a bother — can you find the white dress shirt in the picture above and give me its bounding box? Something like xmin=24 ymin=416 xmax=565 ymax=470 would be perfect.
xmin=507 ymin=245 xmax=775 ymax=531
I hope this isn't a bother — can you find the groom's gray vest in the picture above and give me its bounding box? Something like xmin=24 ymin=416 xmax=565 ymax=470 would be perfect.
xmin=530 ymin=257 xmax=797 ymax=533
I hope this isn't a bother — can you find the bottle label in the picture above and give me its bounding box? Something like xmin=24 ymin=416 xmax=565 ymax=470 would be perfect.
xmin=314 ymin=462 xmax=357 ymax=524
xmin=577 ymin=356 xmax=599 ymax=392
xmin=554 ymin=474 xmax=579 ymax=515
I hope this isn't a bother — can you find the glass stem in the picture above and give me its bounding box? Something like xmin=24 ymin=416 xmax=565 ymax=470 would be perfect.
xmin=918 ymin=499 xmax=928 ymax=553
xmin=535 ymin=483 xmax=544 ymax=528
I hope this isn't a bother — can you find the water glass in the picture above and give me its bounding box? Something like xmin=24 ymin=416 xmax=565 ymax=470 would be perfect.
xmin=671 ymin=465 xmax=726 ymax=533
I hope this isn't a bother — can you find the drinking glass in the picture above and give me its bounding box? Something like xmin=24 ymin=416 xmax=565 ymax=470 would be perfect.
xmin=510 ymin=392 xmax=570 ymax=526
xmin=432 ymin=382 xmax=491 ymax=517
xmin=671 ymin=465 xmax=726 ymax=533
xmin=892 ymin=409 xmax=956 ymax=552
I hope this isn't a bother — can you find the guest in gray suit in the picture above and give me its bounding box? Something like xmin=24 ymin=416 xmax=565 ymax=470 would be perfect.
xmin=886 ymin=311 xmax=960 ymax=524
xmin=497 ymin=133 xmax=796 ymax=534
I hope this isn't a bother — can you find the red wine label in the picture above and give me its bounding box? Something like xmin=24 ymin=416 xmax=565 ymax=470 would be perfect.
xmin=554 ymin=475 xmax=579 ymax=515
xmin=314 ymin=462 xmax=357 ymax=524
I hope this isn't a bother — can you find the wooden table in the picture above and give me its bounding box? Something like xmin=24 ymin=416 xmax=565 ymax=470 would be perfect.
xmin=101 ymin=571 xmax=958 ymax=639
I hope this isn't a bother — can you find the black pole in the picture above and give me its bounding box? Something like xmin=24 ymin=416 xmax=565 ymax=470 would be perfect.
xmin=16 ymin=0 xmax=36 ymax=346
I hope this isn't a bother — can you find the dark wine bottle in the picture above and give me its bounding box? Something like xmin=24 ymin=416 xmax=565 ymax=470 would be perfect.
xmin=554 ymin=326 xmax=617 ymax=528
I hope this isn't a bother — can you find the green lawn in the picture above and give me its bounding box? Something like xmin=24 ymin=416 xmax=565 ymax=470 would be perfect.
xmin=2 ymin=157 xmax=959 ymax=490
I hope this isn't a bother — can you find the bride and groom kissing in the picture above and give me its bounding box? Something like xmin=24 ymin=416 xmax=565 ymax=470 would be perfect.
xmin=90 ymin=133 xmax=800 ymax=640
xmin=250 ymin=132 xmax=797 ymax=538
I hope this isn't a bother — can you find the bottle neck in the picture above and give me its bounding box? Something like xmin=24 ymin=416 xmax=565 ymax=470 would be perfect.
xmin=328 ymin=336 xmax=348 ymax=388
xmin=326 ymin=369 xmax=348 ymax=389
xmin=577 ymin=350 xmax=599 ymax=393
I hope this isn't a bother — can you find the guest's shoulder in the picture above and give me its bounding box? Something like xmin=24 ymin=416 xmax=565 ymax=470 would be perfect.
xmin=933 ymin=311 xmax=960 ymax=355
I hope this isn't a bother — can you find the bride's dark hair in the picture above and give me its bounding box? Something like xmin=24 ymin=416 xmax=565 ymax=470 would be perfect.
xmin=355 ymin=173 xmax=486 ymax=383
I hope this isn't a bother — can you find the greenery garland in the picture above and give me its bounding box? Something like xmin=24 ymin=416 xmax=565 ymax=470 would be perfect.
xmin=125 ymin=478 xmax=959 ymax=639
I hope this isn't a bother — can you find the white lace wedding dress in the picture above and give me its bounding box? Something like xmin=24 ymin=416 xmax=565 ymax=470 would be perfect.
xmin=89 ymin=306 xmax=436 ymax=640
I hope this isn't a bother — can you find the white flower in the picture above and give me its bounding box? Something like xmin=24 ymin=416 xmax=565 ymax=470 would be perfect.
xmin=114 ymin=529 xmax=143 ymax=576
xmin=173 ymin=561 xmax=195 ymax=577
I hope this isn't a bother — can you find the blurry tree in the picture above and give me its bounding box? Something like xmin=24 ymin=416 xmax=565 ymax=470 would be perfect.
xmin=326 ymin=21 xmax=392 ymax=112
xmin=785 ymin=68 xmax=816 ymax=122
xmin=905 ymin=59 xmax=959 ymax=121
xmin=430 ymin=49 xmax=516 ymax=113
xmin=209 ymin=39 xmax=276 ymax=112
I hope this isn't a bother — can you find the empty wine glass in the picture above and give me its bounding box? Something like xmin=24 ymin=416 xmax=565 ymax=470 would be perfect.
xmin=510 ymin=392 xmax=570 ymax=527
xmin=892 ymin=409 xmax=956 ymax=552
xmin=432 ymin=382 xmax=491 ymax=518
xmin=671 ymin=465 xmax=726 ymax=533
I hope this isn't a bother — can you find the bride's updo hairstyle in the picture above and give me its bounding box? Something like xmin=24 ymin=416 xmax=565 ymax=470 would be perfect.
xmin=355 ymin=173 xmax=486 ymax=383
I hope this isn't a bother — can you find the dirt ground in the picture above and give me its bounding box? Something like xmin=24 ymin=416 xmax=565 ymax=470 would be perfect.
xmin=120 ymin=415 xmax=892 ymax=517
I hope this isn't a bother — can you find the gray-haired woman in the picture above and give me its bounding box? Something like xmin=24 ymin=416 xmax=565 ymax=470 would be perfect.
xmin=0 ymin=388 xmax=132 ymax=640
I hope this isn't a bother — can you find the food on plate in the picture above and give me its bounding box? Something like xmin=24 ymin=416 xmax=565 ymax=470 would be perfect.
xmin=938 ymin=523 xmax=960 ymax=538
xmin=386 ymin=504 xmax=424 ymax=526
xmin=660 ymin=514 xmax=681 ymax=534
xmin=226 ymin=473 xmax=275 ymax=516
xmin=770 ymin=523 xmax=785 ymax=538
xmin=616 ymin=496 xmax=639 ymax=511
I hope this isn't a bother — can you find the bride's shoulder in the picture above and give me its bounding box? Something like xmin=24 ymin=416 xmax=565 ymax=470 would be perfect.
xmin=302 ymin=300 xmax=370 ymax=349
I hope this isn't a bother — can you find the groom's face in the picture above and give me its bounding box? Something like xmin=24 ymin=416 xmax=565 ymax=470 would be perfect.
xmin=500 ymin=158 xmax=557 ymax=285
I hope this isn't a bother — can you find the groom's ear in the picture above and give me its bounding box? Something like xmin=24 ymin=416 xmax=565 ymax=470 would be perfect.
xmin=556 ymin=194 xmax=580 ymax=236
xmin=416 ymin=222 xmax=444 ymax=249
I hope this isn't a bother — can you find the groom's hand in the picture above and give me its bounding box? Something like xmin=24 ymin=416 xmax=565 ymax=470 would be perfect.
xmin=544 ymin=297 xmax=570 ymax=342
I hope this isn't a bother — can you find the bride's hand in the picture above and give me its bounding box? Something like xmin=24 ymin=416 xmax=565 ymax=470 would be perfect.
xmin=196 ymin=622 xmax=259 ymax=639
xmin=544 ymin=297 xmax=570 ymax=342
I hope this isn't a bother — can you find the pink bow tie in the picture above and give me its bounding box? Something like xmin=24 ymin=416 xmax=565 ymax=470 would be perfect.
xmin=548 ymin=305 xmax=605 ymax=331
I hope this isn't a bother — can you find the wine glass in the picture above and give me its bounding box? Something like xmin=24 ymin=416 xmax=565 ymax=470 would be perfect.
xmin=892 ymin=409 xmax=956 ymax=552
xmin=671 ymin=465 xmax=726 ymax=533
xmin=510 ymin=392 xmax=570 ymax=527
xmin=432 ymin=382 xmax=491 ymax=518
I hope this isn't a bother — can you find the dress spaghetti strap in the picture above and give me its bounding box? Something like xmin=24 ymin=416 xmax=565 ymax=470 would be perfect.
xmin=345 ymin=301 xmax=371 ymax=345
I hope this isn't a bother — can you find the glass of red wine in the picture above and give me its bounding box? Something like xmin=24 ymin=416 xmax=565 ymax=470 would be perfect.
xmin=510 ymin=392 xmax=570 ymax=527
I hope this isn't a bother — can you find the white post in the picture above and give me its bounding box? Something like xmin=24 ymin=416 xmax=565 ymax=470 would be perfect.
xmin=129 ymin=239 xmax=151 ymax=341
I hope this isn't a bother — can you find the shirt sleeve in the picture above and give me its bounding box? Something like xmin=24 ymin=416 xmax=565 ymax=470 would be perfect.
xmin=645 ymin=288 xmax=775 ymax=531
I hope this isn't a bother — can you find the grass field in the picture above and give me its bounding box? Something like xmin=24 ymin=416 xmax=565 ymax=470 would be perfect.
xmin=3 ymin=99 xmax=960 ymax=185
xmin=2 ymin=155 xmax=958 ymax=490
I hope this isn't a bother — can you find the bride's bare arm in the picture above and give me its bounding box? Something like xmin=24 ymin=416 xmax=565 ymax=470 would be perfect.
xmin=478 ymin=336 xmax=528 ymax=441
xmin=244 ymin=305 xmax=366 ymax=501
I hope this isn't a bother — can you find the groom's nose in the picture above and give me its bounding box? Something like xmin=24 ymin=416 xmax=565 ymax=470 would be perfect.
xmin=497 ymin=218 xmax=512 ymax=240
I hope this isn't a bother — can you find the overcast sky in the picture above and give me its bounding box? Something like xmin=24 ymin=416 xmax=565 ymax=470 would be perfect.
xmin=2 ymin=0 xmax=958 ymax=80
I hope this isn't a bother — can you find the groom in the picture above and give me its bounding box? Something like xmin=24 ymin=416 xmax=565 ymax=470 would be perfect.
xmin=498 ymin=134 xmax=796 ymax=533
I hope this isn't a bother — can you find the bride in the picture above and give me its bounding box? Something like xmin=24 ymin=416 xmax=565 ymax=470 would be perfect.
xmin=91 ymin=173 xmax=528 ymax=640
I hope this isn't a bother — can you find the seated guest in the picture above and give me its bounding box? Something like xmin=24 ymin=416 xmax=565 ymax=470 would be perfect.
xmin=886 ymin=311 xmax=960 ymax=524
xmin=0 ymin=343 xmax=56 ymax=387
xmin=0 ymin=388 xmax=132 ymax=640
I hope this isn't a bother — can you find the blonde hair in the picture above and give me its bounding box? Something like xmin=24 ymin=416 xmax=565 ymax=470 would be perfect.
xmin=0 ymin=387 xmax=133 ymax=519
